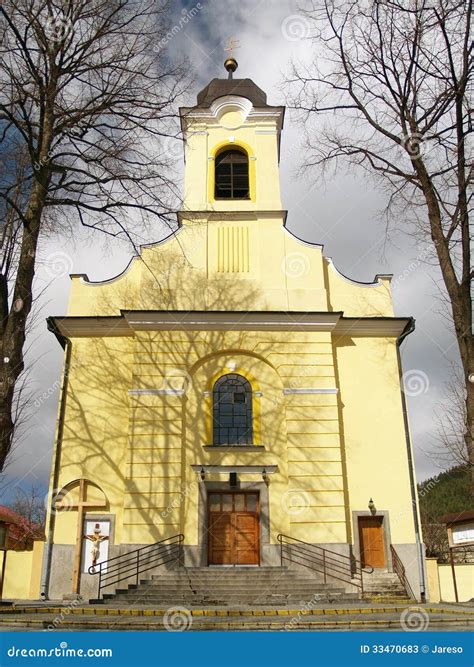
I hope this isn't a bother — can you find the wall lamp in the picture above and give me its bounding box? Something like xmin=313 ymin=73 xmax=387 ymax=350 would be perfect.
xmin=368 ymin=498 xmax=377 ymax=515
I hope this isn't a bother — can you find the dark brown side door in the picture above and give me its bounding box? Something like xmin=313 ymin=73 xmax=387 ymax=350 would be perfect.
xmin=358 ymin=516 xmax=385 ymax=568
xmin=208 ymin=492 xmax=259 ymax=565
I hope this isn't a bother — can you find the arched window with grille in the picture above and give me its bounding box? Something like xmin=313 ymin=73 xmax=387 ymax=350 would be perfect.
xmin=214 ymin=149 xmax=249 ymax=199
xmin=212 ymin=373 xmax=253 ymax=445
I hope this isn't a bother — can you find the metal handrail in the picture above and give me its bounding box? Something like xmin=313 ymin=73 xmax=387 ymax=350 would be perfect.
xmin=277 ymin=533 xmax=373 ymax=593
xmin=88 ymin=534 xmax=184 ymax=599
xmin=390 ymin=544 xmax=416 ymax=600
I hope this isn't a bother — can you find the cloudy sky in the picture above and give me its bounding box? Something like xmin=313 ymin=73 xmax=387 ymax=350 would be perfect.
xmin=1 ymin=0 xmax=461 ymax=504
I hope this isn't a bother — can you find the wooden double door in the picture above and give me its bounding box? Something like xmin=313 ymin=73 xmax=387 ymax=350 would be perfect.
xmin=208 ymin=492 xmax=260 ymax=565
xmin=358 ymin=516 xmax=385 ymax=568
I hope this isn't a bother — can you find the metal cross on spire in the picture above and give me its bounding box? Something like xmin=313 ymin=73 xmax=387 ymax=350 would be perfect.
xmin=224 ymin=36 xmax=240 ymax=79
xmin=224 ymin=36 xmax=240 ymax=59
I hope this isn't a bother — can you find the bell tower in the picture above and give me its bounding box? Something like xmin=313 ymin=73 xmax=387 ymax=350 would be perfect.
xmin=180 ymin=59 xmax=285 ymax=214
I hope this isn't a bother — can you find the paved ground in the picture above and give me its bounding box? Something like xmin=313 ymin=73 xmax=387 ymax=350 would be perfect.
xmin=0 ymin=601 xmax=472 ymax=631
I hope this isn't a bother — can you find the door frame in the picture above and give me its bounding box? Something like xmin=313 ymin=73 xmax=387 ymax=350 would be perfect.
xmin=207 ymin=490 xmax=260 ymax=566
xmin=197 ymin=481 xmax=270 ymax=567
xmin=352 ymin=510 xmax=393 ymax=571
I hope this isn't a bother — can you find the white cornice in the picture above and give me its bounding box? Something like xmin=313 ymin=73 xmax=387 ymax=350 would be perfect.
xmin=68 ymin=226 xmax=184 ymax=287
xmin=49 ymin=312 xmax=411 ymax=340
xmin=182 ymin=108 xmax=283 ymax=122
xmin=209 ymin=95 xmax=253 ymax=123
xmin=51 ymin=316 xmax=131 ymax=338
xmin=326 ymin=257 xmax=392 ymax=288
xmin=191 ymin=465 xmax=278 ymax=474
xmin=181 ymin=104 xmax=284 ymax=134
xmin=128 ymin=388 xmax=184 ymax=396
xmin=283 ymin=388 xmax=339 ymax=395
xmin=177 ymin=210 xmax=287 ymax=224
xmin=123 ymin=311 xmax=341 ymax=332
xmin=333 ymin=318 xmax=409 ymax=337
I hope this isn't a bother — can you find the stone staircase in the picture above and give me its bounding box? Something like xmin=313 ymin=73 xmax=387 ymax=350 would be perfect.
xmin=362 ymin=571 xmax=411 ymax=601
xmin=93 ymin=566 xmax=360 ymax=606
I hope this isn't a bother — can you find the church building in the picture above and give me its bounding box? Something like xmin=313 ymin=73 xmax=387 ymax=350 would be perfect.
xmin=44 ymin=60 xmax=426 ymax=602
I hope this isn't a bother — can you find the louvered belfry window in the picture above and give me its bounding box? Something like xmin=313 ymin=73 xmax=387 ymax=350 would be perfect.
xmin=212 ymin=374 xmax=253 ymax=445
xmin=214 ymin=149 xmax=249 ymax=199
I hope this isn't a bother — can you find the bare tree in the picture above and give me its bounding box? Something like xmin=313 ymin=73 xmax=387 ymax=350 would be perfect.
xmin=287 ymin=0 xmax=473 ymax=491
xmin=10 ymin=484 xmax=46 ymax=528
xmin=419 ymin=519 xmax=449 ymax=560
xmin=0 ymin=0 xmax=188 ymax=471
xmin=434 ymin=366 xmax=470 ymax=468
xmin=0 ymin=147 xmax=27 ymax=289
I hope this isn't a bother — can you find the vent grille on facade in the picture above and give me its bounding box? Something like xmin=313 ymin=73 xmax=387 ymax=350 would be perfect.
xmin=217 ymin=226 xmax=250 ymax=273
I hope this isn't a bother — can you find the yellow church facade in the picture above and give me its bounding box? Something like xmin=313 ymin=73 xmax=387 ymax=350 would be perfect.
xmin=44 ymin=63 xmax=426 ymax=601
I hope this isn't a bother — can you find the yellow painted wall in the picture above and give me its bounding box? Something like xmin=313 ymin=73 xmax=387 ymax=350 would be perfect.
xmin=53 ymin=328 xmax=348 ymax=546
xmin=49 ymin=84 xmax=418 ymax=562
xmin=426 ymin=559 xmax=474 ymax=603
xmin=325 ymin=260 xmax=393 ymax=317
xmin=52 ymin=325 xmax=416 ymax=549
xmin=425 ymin=558 xmax=441 ymax=603
xmin=1 ymin=541 xmax=44 ymax=600
xmin=67 ymin=222 xmax=392 ymax=319
xmin=438 ymin=563 xmax=474 ymax=603
xmin=335 ymin=336 xmax=417 ymax=545
xmin=53 ymin=336 xmax=132 ymax=545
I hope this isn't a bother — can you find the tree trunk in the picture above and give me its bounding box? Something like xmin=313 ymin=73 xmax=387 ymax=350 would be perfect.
xmin=0 ymin=190 xmax=44 ymax=470
xmin=414 ymin=159 xmax=473 ymax=496
xmin=466 ymin=361 xmax=474 ymax=499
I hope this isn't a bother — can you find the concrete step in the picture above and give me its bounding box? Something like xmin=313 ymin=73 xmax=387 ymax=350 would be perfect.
xmin=108 ymin=594 xmax=360 ymax=603
xmin=123 ymin=583 xmax=345 ymax=591
xmin=365 ymin=582 xmax=406 ymax=589
xmin=151 ymin=571 xmax=323 ymax=581
xmin=145 ymin=579 xmax=329 ymax=587
xmin=106 ymin=600 xmax=358 ymax=608
xmin=108 ymin=590 xmax=359 ymax=600
xmin=161 ymin=571 xmax=295 ymax=576
xmin=364 ymin=584 xmax=404 ymax=591
xmin=126 ymin=575 xmax=343 ymax=585
xmin=365 ymin=595 xmax=409 ymax=601
xmin=104 ymin=597 xmax=361 ymax=607
xmin=3 ymin=612 xmax=473 ymax=631
xmin=117 ymin=581 xmax=343 ymax=592
xmin=364 ymin=592 xmax=407 ymax=597
xmin=115 ymin=588 xmax=352 ymax=597
xmin=156 ymin=568 xmax=321 ymax=573
xmin=122 ymin=595 xmax=363 ymax=604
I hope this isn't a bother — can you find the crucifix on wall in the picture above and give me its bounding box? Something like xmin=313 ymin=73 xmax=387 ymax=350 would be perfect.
xmin=84 ymin=523 xmax=109 ymax=573
xmin=53 ymin=478 xmax=107 ymax=594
